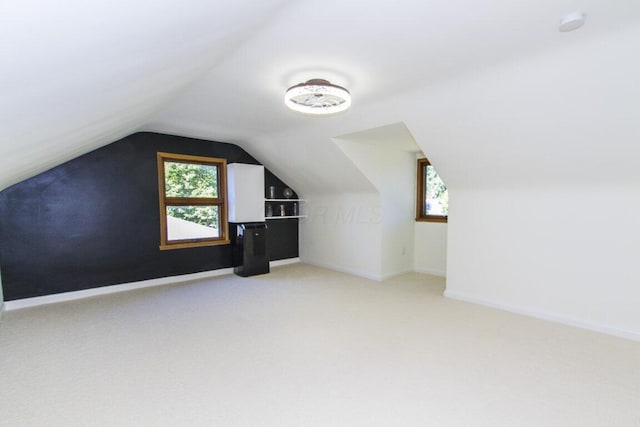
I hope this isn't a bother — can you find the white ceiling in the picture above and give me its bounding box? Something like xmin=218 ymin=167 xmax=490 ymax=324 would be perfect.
xmin=146 ymin=0 xmax=640 ymax=137
xmin=2 ymin=0 xmax=640 ymax=193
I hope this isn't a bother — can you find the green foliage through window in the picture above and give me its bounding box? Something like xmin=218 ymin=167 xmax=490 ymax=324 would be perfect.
xmin=417 ymin=158 xmax=448 ymax=222
xmin=425 ymin=165 xmax=448 ymax=216
xmin=164 ymin=162 xmax=218 ymax=198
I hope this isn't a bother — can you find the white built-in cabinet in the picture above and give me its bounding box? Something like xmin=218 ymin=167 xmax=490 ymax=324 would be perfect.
xmin=227 ymin=163 xmax=306 ymax=221
xmin=227 ymin=163 xmax=265 ymax=222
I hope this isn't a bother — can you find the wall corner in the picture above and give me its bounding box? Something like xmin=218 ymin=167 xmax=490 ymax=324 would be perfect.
xmin=0 ymin=269 xmax=4 ymax=322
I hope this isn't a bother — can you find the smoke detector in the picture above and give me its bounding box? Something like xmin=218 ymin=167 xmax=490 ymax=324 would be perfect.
xmin=559 ymin=12 xmax=586 ymax=32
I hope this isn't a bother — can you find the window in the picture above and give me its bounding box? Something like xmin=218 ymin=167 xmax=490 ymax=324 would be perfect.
xmin=416 ymin=158 xmax=448 ymax=222
xmin=157 ymin=152 xmax=229 ymax=250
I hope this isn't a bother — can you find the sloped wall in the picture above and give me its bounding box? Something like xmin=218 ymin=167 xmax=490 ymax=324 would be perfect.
xmin=0 ymin=0 xmax=290 ymax=192
xmin=0 ymin=132 xmax=298 ymax=300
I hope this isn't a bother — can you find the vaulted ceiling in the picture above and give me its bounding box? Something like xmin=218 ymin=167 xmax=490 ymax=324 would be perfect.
xmin=2 ymin=0 xmax=640 ymax=193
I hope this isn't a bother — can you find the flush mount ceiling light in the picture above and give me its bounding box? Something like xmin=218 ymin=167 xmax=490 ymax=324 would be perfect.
xmin=284 ymin=79 xmax=351 ymax=115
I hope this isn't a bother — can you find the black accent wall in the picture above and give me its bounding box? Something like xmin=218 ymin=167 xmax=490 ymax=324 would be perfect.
xmin=0 ymin=132 xmax=298 ymax=300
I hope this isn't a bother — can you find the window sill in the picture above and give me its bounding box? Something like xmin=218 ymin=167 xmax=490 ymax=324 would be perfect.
xmin=160 ymin=239 xmax=231 ymax=250
xmin=416 ymin=216 xmax=448 ymax=223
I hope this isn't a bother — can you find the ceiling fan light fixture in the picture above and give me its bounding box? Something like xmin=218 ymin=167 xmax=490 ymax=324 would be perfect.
xmin=284 ymin=79 xmax=351 ymax=115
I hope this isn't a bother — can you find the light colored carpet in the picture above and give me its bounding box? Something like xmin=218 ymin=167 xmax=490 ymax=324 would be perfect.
xmin=0 ymin=263 xmax=638 ymax=426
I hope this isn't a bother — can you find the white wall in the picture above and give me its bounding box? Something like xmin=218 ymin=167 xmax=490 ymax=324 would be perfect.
xmin=378 ymin=153 xmax=415 ymax=279
xmin=300 ymin=192 xmax=382 ymax=280
xmin=445 ymin=185 xmax=640 ymax=340
xmin=300 ymin=140 xmax=448 ymax=282
xmin=333 ymin=139 xmax=415 ymax=279
xmin=414 ymin=222 xmax=447 ymax=277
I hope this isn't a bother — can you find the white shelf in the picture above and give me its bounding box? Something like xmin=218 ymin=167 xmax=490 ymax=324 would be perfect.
xmin=265 ymin=197 xmax=306 ymax=219
xmin=265 ymin=215 xmax=307 ymax=220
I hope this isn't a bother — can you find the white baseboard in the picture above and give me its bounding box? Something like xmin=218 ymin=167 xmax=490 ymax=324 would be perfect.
xmin=300 ymin=260 xmax=445 ymax=282
xmin=414 ymin=267 xmax=447 ymax=278
xmin=5 ymin=258 xmax=300 ymax=311
xmin=301 ymin=260 xmax=383 ymax=281
xmin=271 ymin=257 xmax=300 ymax=267
xmin=380 ymin=268 xmax=416 ymax=281
xmin=0 ymin=301 xmax=5 ymax=321
xmin=444 ymin=289 xmax=640 ymax=342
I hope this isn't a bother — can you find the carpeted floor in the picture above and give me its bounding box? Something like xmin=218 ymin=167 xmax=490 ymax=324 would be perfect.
xmin=0 ymin=263 xmax=639 ymax=426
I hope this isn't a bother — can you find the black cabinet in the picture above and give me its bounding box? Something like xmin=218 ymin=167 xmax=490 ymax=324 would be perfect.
xmin=233 ymin=223 xmax=269 ymax=277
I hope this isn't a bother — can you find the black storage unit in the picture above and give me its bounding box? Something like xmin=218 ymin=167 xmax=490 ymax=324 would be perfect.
xmin=234 ymin=223 xmax=269 ymax=277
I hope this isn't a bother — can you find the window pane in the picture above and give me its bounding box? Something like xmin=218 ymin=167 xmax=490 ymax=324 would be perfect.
xmin=425 ymin=165 xmax=449 ymax=215
xmin=164 ymin=161 xmax=218 ymax=198
xmin=166 ymin=205 xmax=220 ymax=241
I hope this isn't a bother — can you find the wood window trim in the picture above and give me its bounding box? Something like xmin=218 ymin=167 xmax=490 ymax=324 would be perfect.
xmin=157 ymin=152 xmax=230 ymax=250
xmin=416 ymin=158 xmax=448 ymax=223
